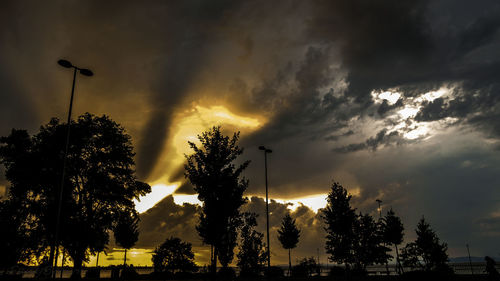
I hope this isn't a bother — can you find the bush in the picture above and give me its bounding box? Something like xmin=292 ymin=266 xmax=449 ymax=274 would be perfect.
xmin=120 ymin=266 xmax=139 ymax=279
xmin=400 ymin=269 xmax=454 ymax=281
xmin=149 ymin=270 xmax=174 ymax=280
xmin=328 ymin=266 xmax=346 ymax=277
xmin=292 ymin=257 xmax=318 ymax=277
xmin=264 ymin=266 xmax=284 ymax=278
xmin=218 ymin=267 xmax=236 ymax=280
xmin=84 ymin=267 xmax=100 ymax=278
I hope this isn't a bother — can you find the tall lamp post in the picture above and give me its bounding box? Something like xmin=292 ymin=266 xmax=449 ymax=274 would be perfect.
xmin=376 ymin=199 xmax=382 ymax=219
xmin=50 ymin=59 xmax=93 ymax=277
xmin=259 ymin=146 xmax=272 ymax=270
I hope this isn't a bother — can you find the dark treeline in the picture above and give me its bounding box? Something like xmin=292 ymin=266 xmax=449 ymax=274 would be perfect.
xmin=0 ymin=117 xmax=495 ymax=280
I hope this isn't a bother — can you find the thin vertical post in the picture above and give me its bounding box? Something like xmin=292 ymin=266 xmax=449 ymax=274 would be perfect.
xmin=264 ymin=151 xmax=270 ymax=270
xmin=52 ymin=67 xmax=77 ymax=278
xmin=467 ymin=244 xmax=474 ymax=275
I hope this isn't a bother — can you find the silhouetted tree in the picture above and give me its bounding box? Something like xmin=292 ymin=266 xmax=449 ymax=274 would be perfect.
xmin=277 ymin=213 xmax=301 ymax=276
xmin=184 ymin=126 xmax=249 ymax=274
xmin=114 ymin=210 xmax=139 ymax=267
xmin=382 ymin=208 xmax=404 ymax=274
xmin=401 ymin=217 xmax=449 ymax=272
xmin=152 ymin=237 xmax=197 ymax=274
xmin=322 ymin=182 xmax=357 ymax=268
xmin=237 ymin=212 xmax=266 ymax=277
xmin=352 ymin=213 xmax=390 ymax=272
xmin=0 ymin=113 xmax=151 ymax=278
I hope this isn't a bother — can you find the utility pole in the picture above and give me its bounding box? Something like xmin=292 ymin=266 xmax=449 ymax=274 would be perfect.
xmin=259 ymin=146 xmax=273 ymax=270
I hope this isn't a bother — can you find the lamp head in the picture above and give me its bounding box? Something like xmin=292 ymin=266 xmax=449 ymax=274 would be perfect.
xmin=259 ymin=146 xmax=266 ymax=151
xmin=79 ymin=68 xmax=93 ymax=77
xmin=58 ymin=59 xmax=73 ymax=68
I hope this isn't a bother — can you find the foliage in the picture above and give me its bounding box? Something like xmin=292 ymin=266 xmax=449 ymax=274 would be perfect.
xmin=277 ymin=213 xmax=300 ymax=275
xmin=152 ymin=237 xmax=197 ymax=274
xmin=322 ymin=181 xmax=391 ymax=270
xmin=292 ymin=257 xmax=318 ymax=277
xmin=278 ymin=213 xmax=301 ymax=250
xmin=322 ymin=181 xmax=357 ymax=266
xmin=401 ymin=217 xmax=450 ymax=272
xmin=114 ymin=210 xmax=139 ymax=266
xmin=184 ymin=126 xmax=249 ymax=271
xmin=352 ymin=213 xmax=391 ymax=270
xmin=114 ymin=210 xmax=139 ymax=250
xmin=382 ymin=208 xmax=405 ymax=273
xmin=0 ymin=199 xmax=37 ymax=267
xmin=382 ymin=209 xmax=404 ymax=246
xmin=237 ymin=213 xmax=266 ymax=277
xmin=0 ymin=113 xmax=151 ymax=277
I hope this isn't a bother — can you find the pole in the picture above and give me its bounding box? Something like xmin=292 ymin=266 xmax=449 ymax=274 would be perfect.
xmin=467 ymin=244 xmax=474 ymax=275
xmin=264 ymin=151 xmax=270 ymax=270
xmin=377 ymin=199 xmax=382 ymax=219
xmin=51 ymin=67 xmax=77 ymax=278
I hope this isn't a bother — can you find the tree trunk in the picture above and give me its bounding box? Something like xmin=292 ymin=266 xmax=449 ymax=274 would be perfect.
xmin=48 ymin=244 xmax=55 ymax=276
xmin=60 ymin=250 xmax=65 ymax=279
xmin=71 ymin=257 xmax=83 ymax=279
xmin=395 ymin=244 xmax=403 ymax=274
xmin=211 ymin=246 xmax=217 ymax=280
xmin=123 ymin=249 xmax=127 ymax=267
xmin=288 ymin=249 xmax=292 ymax=277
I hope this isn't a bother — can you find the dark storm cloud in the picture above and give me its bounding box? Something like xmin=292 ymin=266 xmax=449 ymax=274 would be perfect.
xmin=137 ymin=195 xmax=201 ymax=249
xmin=333 ymin=129 xmax=405 ymax=153
xmin=308 ymin=0 xmax=432 ymax=103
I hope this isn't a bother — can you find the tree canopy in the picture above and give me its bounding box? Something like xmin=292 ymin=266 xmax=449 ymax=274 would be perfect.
xmin=401 ymin=217 xmax=449 ymax=272
xmin=0 ymin=113 xmax=150 ymax=276
xmin=277 ymin=213 xmax=300 ymax=275
xmin=184 ymin=126 xmax=249 ymax=272
xmin=382 ymin=208 xmax=405 ymax=274
xmin=322 ymin=181 xmax=357 ymax=267
xmin=114 ymin=210 xmax=140 ymax=266
xmin=152 ymin=237 xmax=197 ymax=274
xmin=237 ymin=212 xmax=266 ymax=277
xmin=322 ymin=181 xmax=391 ymax=272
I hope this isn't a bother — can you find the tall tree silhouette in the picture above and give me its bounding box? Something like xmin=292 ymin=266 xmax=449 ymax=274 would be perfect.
xmin=401 ymin=217 xmax=449 ymax=272
xmin=152 ymin=237 xmax=197 ymax=274
xmin=322 ymin=181 xmax=357 ymax=268
xmin=382 ymin=208 xmax=404 ymax=274
xmin=352 ymin=213 xmax=390 ymax=271
xmin=184 ymin=126 xmax=249 ymax=274
xmin=0 ymin=113 xmax=150 ymax=278
xmin=277 ymin=213 xmax=301 ymax=276
xmin=114 ymin=210 xmax=139 ymax=267
xmin=237 ymin=212 xmax=266 ymax=277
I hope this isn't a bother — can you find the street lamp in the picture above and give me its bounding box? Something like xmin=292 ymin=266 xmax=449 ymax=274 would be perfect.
xmin=376 ymin=199 xmax=382 ymax=219
xmin=50 ymin=59 xmax=93 ymax=277
xmin=259 ymin=145 xmax=272 ymax=270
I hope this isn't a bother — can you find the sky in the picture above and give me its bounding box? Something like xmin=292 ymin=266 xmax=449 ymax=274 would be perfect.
xmin=1 ymin=0 xmax=500 ymax=267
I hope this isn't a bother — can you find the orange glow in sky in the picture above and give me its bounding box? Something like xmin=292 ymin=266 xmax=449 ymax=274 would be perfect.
xmin=134 ymin=104 xmax=264 ymax=213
